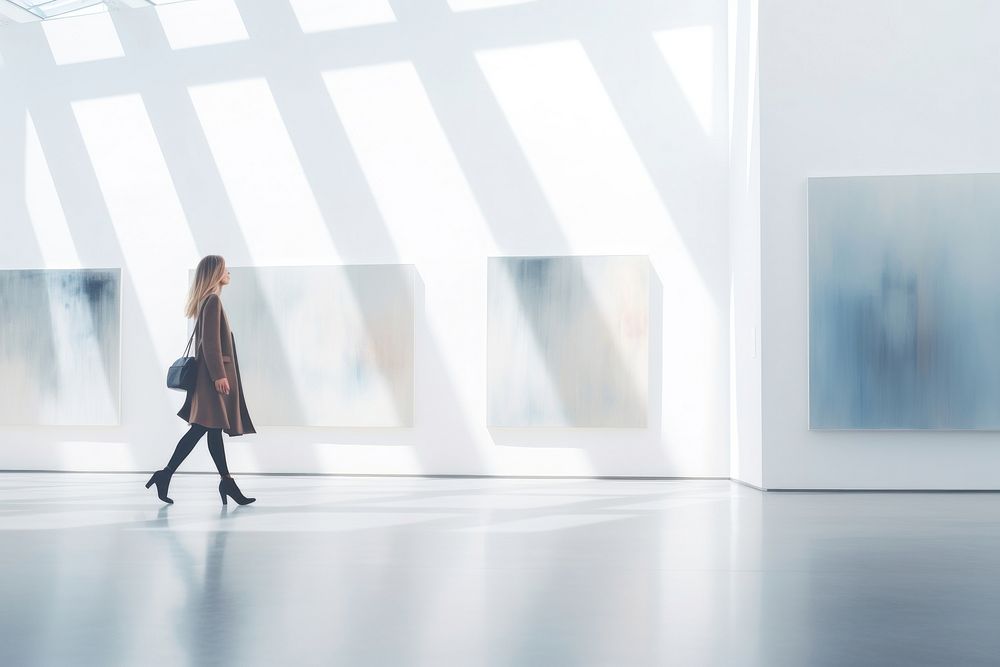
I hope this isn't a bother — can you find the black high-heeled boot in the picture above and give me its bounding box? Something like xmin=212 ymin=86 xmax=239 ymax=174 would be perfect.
xmin=145 ymin=469 xmax=174 ymax=504
xmin=219 ymin=477 xmax=255 ymax=505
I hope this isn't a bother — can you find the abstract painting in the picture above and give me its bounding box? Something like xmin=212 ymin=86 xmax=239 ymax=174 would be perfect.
xmin=488 ymin=255 xmax=649 ymax=427
xmin=809 ymin=173 xmax=1000 ymax=429
xmin=0 ymin=269 xmax=121 ymax=425
xmin=215 ymin=265 xmax=414 ymax=427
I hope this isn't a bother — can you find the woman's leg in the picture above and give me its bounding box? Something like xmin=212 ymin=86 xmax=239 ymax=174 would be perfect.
xmin=211 ymin=433 xmax=253 ymax=504
xmin=206 ymin=428 xmax=232 ymax=479
xmin=165 ymin=424 xmax=208 ymax=473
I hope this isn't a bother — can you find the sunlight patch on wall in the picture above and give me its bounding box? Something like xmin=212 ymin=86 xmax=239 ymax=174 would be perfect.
xmin=288 ymin=0 xmax=396 ymax=33
xmin=315 ymin=444 xmax=422 ymax=475
xmin=188 ymin=78 xmax=337 ymax=264
xmin=745 ymin=0 xmax=758 ymax=187
xmin=25 ymin=111 xmax=79 ymax=267
xmin=156 ymin=0 xmax=248 ymax=50
xmin=42 ymin=11 xmax=123 ymax=65
xmin=71 ymin=93 xmax=199 ymax=365
xmin=727 ymin=0 xmax=738 ymax=139
xmin=57 ymin=441 xmax=136 ymax=471
xmin=447 ymin=0 xmax=534 ymax=11
xmin=322 ymin=61 xmax=488 ymax=257
xmin=489 ymin=446 xmax=595 ymax=477
xmin=478 ymin=40 xmax=723 ymax=458
xmin=654 ymin=26 xmax=714 ymax=136
xmin=475 ymin=40 xmax=667 ymax=247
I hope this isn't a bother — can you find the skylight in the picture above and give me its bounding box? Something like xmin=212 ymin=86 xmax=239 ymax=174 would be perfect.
xmin=0 ymin=0 xmax=189 ymax=23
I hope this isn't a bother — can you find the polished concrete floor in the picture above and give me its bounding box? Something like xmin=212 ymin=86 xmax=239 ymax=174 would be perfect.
xmin=0 ymin=474 xmax=997 ymax=666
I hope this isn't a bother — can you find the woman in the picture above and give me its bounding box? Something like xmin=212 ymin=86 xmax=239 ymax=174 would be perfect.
xmin=146 ymin=255 xmax=257 ymax=505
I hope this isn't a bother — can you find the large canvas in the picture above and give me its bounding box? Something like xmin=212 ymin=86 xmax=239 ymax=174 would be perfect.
xmin=809 ymin=173 xmax=1000 ymax=429
xmin=0 ymin=269 xmax=121 ymax=425
xmin=216 ymin=265 xmax=414 ymax=427
xmin=488 ymin=255 xmax=649 ymax=427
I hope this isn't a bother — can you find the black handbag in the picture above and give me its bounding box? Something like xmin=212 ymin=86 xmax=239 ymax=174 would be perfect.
xmin=166 ymin=298 xmax=209 ymax=392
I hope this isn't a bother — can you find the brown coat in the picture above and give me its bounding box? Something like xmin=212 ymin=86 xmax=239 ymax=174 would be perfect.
xmin=177 ymin=293 xmax=256 ymax=436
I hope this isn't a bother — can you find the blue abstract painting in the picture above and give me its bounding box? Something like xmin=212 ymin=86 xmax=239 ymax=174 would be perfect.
xmin=0 ymin=269 xmax=121 ymax=425
xmin=488 ymin=255 xmax=649 ymax=427
xmin=809 ymin=173 xmax=1000 ymax=429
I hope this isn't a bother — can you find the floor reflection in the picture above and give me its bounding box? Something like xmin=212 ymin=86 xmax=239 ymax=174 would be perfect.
xmin=1 ymin=475 xmax=998 ymax=665
xmin=157 ymin=507 xmax=244 ymax=667
xmin=756 ymin=492 xmax=1000 ymax=667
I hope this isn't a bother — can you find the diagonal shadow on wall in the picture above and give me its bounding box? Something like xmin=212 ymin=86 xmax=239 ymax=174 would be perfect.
xmin=383 ymin=0 xmax=681 ymax=468
xmin=0 ymin=28 xmax=161 ymax=445
xmin=108 ymin=9 xmax=311 ymax=450
xmin=0 ymin=94 xmax=59 ymax=427
xmin=230 ymin=0 xmax=489 ymax=473
xmin=0 ymin=0 xmax=729 ymax=476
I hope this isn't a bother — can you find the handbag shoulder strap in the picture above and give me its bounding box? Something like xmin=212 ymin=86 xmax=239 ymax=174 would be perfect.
xmin=182 ymin=296 xmax=213 ymax=357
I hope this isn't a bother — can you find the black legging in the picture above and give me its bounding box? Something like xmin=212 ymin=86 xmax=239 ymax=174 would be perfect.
xmin=165 ymin=424 xmax=231 ymax=478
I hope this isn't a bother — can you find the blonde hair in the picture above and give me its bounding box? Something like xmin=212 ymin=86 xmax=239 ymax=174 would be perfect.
xmin=185 ymin=255 xmax=226 ymax=318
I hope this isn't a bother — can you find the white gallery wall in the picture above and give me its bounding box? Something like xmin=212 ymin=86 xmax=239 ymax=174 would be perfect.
xmin=0 ymin=0 xmax=731 ymax=477
xmin=759 ymin=0 xmax=1000 ymax=488
xmin=727 ymin=0 xmax=761 ymax=488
